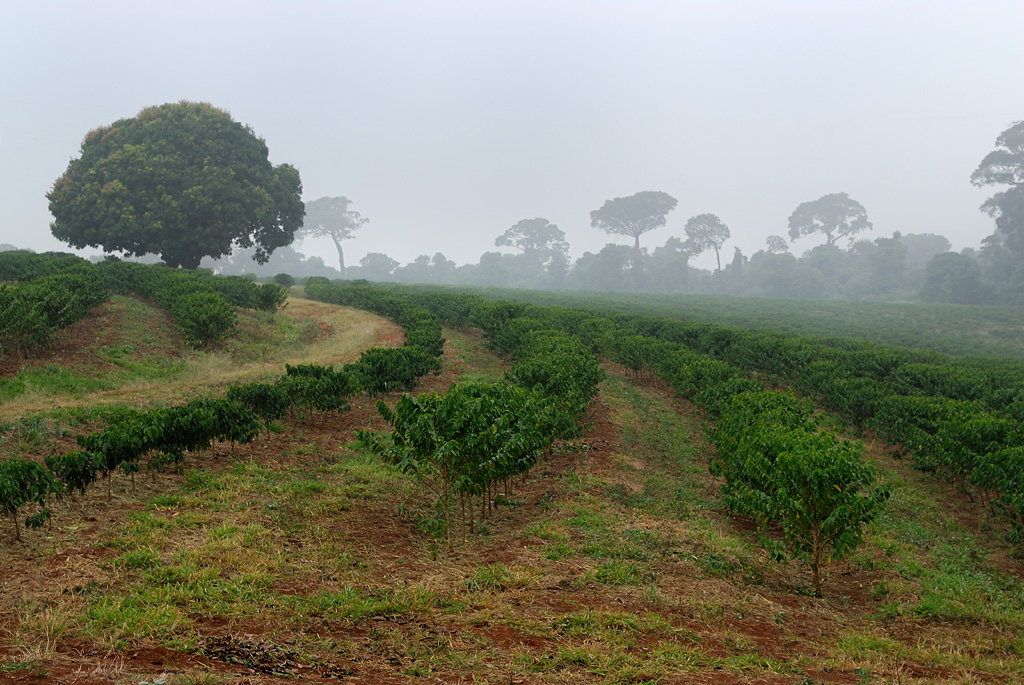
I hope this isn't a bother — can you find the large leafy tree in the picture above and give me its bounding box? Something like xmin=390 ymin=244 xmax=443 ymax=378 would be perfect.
xmin=971 ymin=120 xmax=1024 ymax=255
xmin=919 ymin=252 xmax=988 ymax=305
xmin=787 ymin=192 xmax=872 ymax=247
xmin=355 ymin=252 xmax=400 ymax=281
xmin=590 ymin=191 xmax=678 ymax=250
xmin=48 ymin=101 xmax=303 ymax=269
xmin=683 ymin=213 xmax=731 ymax=271
xmin=298 ymin=196 xmax=368 ymax=278
xmin=495 ymin=217 xmax=569 ymax=266
xmin=569 ymin=244 xmax=649 ymax=292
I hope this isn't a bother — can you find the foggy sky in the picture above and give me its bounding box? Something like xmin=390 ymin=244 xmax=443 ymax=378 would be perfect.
xmin=2 ymin=0 xmax=1022 ymax=272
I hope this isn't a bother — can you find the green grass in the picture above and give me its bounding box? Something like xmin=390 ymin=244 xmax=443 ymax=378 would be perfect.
xmin=298 ymin=586 xmax=437 ymax=621
xmin=224 ymin=307 xmax=321 ymax=363
xmin=863 ymin=473 xmax=1024 ymax=628
xmin=444 ymin=327 xmax=506 ymax=382
xmin=463 ymin=564 xmax=538 ymax=591
xmin=0 ymin=364 xmax=110 ymax=401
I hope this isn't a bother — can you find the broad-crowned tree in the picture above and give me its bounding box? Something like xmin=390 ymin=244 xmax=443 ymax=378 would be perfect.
xmin=919 ymin=252 xmax=988 ymax=305
xmin=48 ymin=101 xmax=303 ymax=269
xmin=971 ymin=120 xmax=1024 ymax=255
xmin=569 ymin=244 xmax=649 ymax=292
xmin=298 ymin=196 xmax=368 ymax=278
xmin=590 ymin=191 xmax=678 ymax=250
xmin=787 ymin=192 xmax=872 ymax=247
xmin=495 ymin=218 xmax=569 ymax=267
xmin=899 ymin=233 xmax=951 ymax=267
xmin=357 ymin=252 xmax=399 ymax=281
xmin=648 ymin=236 xmax=694 ymax=293
xmin=683 ymin=213 xmax=731 ymax=271
xmin=766 ymin=235 xmax=790 ymax=254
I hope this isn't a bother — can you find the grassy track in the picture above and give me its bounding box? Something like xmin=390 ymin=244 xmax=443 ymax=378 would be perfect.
xmin=0 ymin=295 xmax=401 ymax=422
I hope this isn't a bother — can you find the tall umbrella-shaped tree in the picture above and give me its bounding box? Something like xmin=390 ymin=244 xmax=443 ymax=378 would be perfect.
xmin=495 ymin=217 xmax=569 ymax=267
xmin=297 ymin=196 xmax=368 ymax=278
xmin=787 ymin=192 xmax=872 ymax=247
xmin=590 ymin=191 xmax=678 ymax=250
xmin=48 ymin=101 xmax=304 ymax=269
xmin=683 ymin=213 xmax=731 ymax=272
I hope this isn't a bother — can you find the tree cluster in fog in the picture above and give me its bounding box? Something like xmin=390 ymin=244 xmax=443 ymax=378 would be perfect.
xmin=45 ymin=108 xmax=1024 ymax=306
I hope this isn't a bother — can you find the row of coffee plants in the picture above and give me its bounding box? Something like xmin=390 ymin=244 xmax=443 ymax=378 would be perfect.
xmin=1 ymin=367 xmax=354 ymax=541
xmin=0 ymin=256 xmax=110 ymax=355
xmin=545 ymin=309 xmax=891 ymax=594
xmin=298 ymin=283 xmax=608 ymax=549
xmin=414 ymin=289 xmax=1024 ymax=552
xmin=304 ymin=278 xmax=443 ymax=394
xmin=2 ymin=283 xmax=446 ymax=542
xmin=357 ymin=323 xmax=602 ymax=551
xmin=352 ymin=288 xmax=890 ymax=591
xmin=95 ymin=259 xmax=286 ymax=346
xmin=361 ymin=381 xmax=577 ymax=551
xmin=603 ymin=314 xmax=1024 ymax=541
xmin=708 ymin=390 xmax=890 ymax=595
xmin=0 ymin=253 xmax=288 ymax=352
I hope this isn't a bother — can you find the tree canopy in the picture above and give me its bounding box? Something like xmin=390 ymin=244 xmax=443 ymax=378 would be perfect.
xmin=590 ymin=191 xmax=678 ymax=250
xmin=495 ymin=218 xmax=569 ymax=266
xmin=787 ymin=192 xmax=872 ymax=247
xmin=48 ymin=101 xmax=304 ymax=269
xmin=919 ymin=252 xmax=987 ymax=304
xmin=766 ymin=235 xmax=790 ymax=254
xmin=971 ymin=120 xmax=1024 ymax=255
xmin=357 ymin=252 xmax=400 ymax=281
xmin=298 ymin=196 xmax=368 ymax=278
xmin=683 ymin=213 xmax=731 ymax=271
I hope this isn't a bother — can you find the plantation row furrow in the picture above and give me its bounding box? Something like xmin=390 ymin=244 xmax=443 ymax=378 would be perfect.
xmin=372 ymin=289 xmax=887 ymax=593
xmin=604 ymin=314 xmax=1024 ymax=542
xmin=319 ymin=285 xmax=1022 ymax=591
xmin=408 ymin=288 xmax=1023 ymax=545
xmin=1 ymin=277 xmax=448 ymax=543
xmin=305 ymin=279 xmax=605 ymax=551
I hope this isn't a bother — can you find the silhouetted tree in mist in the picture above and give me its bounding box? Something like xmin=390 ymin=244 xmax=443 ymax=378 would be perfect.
xmin=920 ymin=252 xmax=989 ymax=304
xmin=590 ymin=191 xmax=678 ymax=250
xmin=297 ymin=196 xmax=368 ymax=277
xmin=787 ymin=192 xmax=873 ymax=247
xmin=683 ymin=213 xmax=731 ymax=272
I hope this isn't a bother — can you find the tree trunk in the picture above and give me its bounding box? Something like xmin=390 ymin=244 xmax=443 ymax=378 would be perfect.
xmin=811 ymin=524 xmax=823 ymax=596
xmin=714 ymin=247 xmax=721 ymax=272
xmin=331 ymin=235 xmax=346 ymax=279
xmin=163 ymin=250 xmax=203 ymax=269
xmin=634 ymin=235 xmax=641 ymax=251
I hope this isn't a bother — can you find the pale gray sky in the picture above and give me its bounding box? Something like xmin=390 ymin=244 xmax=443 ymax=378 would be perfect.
xmin=2 ymin=0 xmax=1022 ymax=271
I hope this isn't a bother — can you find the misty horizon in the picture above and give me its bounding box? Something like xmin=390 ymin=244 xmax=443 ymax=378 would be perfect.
xmin=2 ymin=1 xmax=1022 ymax=273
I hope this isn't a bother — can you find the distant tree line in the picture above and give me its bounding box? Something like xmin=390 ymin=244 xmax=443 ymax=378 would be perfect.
xmin=187 ymin=226 xmax=1011 ymax=305
xmin=41 ymin=101 xmax=1023 ymax=305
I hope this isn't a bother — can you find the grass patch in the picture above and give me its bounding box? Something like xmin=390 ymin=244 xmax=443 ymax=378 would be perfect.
xmin=299 ymin=586 xmax=436 ymax=621
xmin=464 ymin=564 xmax=538 ymax=591
xmin=0 ymin=365 xmax=109 ymax=401
xmin=444 ymin=328 xmax=507 ymax=382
